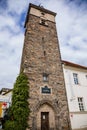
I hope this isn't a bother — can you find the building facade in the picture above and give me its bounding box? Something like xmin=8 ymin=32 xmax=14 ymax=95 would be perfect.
xmin=0 ymin=88 xmax=12 ymax=118
xmin=62 ymin=60 xmax=87 ymax=130
xmin=21 ymin=3 xmax=71 ymax=130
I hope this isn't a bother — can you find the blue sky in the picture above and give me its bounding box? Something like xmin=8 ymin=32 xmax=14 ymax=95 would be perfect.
xmin=0 ymin=0 xmax=87 ymax=89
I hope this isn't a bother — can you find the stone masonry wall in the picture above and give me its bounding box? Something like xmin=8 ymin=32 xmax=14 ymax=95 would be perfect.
xmin=21 ymin=13 xmax=71 ymax=130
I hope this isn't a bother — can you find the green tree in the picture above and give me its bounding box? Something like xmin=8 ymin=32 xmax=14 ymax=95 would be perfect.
xmin=4 ymin=72 xmax=30 ymax=130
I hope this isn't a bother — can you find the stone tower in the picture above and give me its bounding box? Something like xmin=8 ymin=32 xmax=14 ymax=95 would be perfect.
xmin=21 ymin=3 xmax=71 ymax=130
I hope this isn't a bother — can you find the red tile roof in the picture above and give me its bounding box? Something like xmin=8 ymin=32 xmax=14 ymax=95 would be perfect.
xmin=62 ymin=60 xmax=87 ymax=70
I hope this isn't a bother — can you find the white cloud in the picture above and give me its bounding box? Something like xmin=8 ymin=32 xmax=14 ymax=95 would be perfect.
xmin=0 ymin=0 xmax=87 ymax=89
xmin=50 ymin=0 xmax=87 ymax=65
xmin=7 ymin=0 xmax=29 ymax=15
xmin=0 ymin=0 xmax=26 ymax=89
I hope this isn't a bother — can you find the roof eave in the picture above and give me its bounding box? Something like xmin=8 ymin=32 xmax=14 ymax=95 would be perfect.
xmin=62 ymin=60 xmax=87 ymax=70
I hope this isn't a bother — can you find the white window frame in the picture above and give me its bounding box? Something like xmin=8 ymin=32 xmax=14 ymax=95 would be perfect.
xmin=78 ymin=97 xmax=84 ymax=111
xmin=73 ymin=73 xmax=79 ymax=85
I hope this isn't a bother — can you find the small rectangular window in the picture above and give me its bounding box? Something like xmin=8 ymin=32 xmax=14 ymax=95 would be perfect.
xmin=40 ymin=19 xmax=48 ymax=26
xmin=73 ymin=73 xmax=79 ymax=84
xmin=41 ymin=19 xmax=45 ymax=25
xmin=78 ymin=97 xmax=84 ymax=111
xmin=86 ymin=75 xmax=87 ymax=79
xmin=43 ymin=74 xmax=48 ymax=82
xmin=41 ymin=12 xmax=45 ymax=16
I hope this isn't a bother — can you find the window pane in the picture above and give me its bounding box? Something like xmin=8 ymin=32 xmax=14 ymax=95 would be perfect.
xmin=43 ymin=74 xmax=48 ymax=82
xmin=73 ymin=73 xmax=79 ymax=84
xmin=78 ymin=97 xmax=84 ymax=111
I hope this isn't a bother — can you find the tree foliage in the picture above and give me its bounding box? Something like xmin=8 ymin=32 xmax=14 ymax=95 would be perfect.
xmin=4 ymin=72 xmax=30 ymax=130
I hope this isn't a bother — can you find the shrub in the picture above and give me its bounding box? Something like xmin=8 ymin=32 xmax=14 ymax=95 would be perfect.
xmin=4 ymin=72 xmax=30 ymax=130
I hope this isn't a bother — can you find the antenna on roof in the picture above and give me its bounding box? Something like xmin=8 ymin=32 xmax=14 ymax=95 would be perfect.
xmin=39 ymin=3 xmax=44 ymax=8
xmin=39 ymin=3 xmax=41 ymax=6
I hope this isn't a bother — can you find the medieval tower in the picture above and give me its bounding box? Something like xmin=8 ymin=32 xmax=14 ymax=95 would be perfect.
xmin=21 ymin=3 xmax=71 ymax=130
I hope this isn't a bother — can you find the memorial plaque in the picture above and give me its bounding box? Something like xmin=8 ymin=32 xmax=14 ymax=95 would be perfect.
xmin=41 ymin=86 xmax=51 ymax=94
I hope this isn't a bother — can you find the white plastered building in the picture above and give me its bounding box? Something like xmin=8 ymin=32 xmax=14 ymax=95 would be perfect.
xmin=62 ymin=60 xmax=87 ymax=130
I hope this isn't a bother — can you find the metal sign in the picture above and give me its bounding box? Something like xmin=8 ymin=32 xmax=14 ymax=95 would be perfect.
xmin=41 ymin=86 xmax=51 ymax=94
